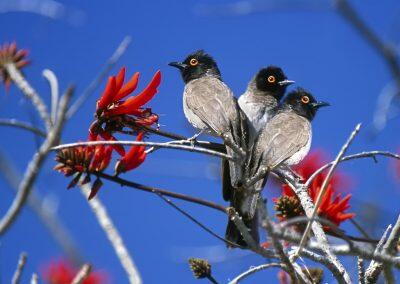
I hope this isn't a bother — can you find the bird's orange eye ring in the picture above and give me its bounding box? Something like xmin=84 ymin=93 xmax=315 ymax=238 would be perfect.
xmin=190 ymin=58 xmax=198 ymax=66
xmin=267 ymin=76 xmax=276 ymax=83
xmin=301 ymin=96 xmax=310 ymax=104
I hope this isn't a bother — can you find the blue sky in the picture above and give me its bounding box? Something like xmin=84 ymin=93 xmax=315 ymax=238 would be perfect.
xmin=1 ymin=0 xmax=400 ymax=283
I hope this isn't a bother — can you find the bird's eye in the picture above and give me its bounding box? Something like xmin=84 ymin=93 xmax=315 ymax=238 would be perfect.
xmin=190 ymin=58 xmax=198 ymax=66
xmin=301 ymin=96 xmax=310 ymax=104
xmin=267 ymin=76 xmax=276 ymax=83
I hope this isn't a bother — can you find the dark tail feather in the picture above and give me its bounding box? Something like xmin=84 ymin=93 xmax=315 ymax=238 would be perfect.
xmin=221 ymin=158 xmax=233 ymax=201
xmin=225 ymin=211 xmax=259 ymax=248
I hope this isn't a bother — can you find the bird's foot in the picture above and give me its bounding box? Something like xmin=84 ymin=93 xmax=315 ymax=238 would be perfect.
xmin=186 ymin=130 xmax=203 ymax=147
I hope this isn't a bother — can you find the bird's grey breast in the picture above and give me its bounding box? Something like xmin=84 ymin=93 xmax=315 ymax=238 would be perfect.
xmin=183 ymin=77 xmax=236 ymax=136
xmin=239 ymin=91 xmax=277 ymax=137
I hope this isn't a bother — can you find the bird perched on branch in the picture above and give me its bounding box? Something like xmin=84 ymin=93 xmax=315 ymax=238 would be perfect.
xmin=169 ymin=50 xmax=247 ymax=188
xmin=224 ymin=66 xmax=293 ymax=247
xmin=245 ymin=88 xmax=329 ymax=220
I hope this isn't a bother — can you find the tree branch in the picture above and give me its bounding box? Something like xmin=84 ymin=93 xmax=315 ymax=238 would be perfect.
xmin=0 ymin=118 xmax=46 ymax=137
xmin=71 ymin=263 xmax=92 ymax=284
xmin=228 ymin=263 xmax=285 ymax=284
xmin=52 ymin=140 xmax=233 ymax=161
xmin=5 ymin=63 xmax=52 ymax=131
xmin=12 ymin=252 xmax=27 ymax=284
xmin=0 ymin=86 xmax=73 ymax=235
xmin=296 ymin=123 xmax=361 ymax=257
xmin=80 ymin=183 xmax=142 ymax=284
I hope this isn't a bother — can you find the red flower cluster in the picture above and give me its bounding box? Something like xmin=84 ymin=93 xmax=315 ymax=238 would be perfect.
xmin=274 ymin=150 xmax=355 ymax=228
xmin=42 ymin=259 xmax=106 ymax=284
xmin=55 ymin=67 xmax=161 ymax=199
xmin=0 ymin=42 xmax=30 ymax=90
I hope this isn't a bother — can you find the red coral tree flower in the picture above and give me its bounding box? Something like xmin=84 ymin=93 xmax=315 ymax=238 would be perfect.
xmin=0 ymin=42 xmax=30 ymax=90
xmin=115 ymin=132 xmax=147 ymax=174
xmin=274 ymin=150 xmax=355 ymax=229
xmin=42 ymin=259 xmax=106 ymax=284
xmin=91 ymin=67 xmax=161 ymax=139
xmin=54 ymin=136 xmax=113 ymax=199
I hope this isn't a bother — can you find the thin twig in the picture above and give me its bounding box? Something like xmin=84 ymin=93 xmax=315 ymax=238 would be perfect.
xmin=228 ymin=263 xmax=284 ymax=284
xmin=0 ymin=118 xmax=46 ymax=137
xmin=42 ymin=69 xmax=59 ymax=123
xmin=67 ymin=36 xmax=132 ymax=119
xmin=261 ymin=202 xmax=309 ymax=283
xmin=52 ymin=140 xmax=233 ymax=161
xmin=96 ymin=172 xmax=226 ymax=213
xmin=71 ymin=263 xmax=92 ymax=284
xmin=12 ymin=252 xmax=27 ymax=284
xmin=152 ymin=190 xmax=243 ymax=248
xmin=30 ymin=273 xmax=38 ymax=284
xmin=365 ymin=214 xmax=400 ymax=283
xmin=0 ymin=86 xmax=73 ymax=235
xmin=296 ymin=123 xmax=361 ymax=257
xmin=305 ymin=150 xmax=400 ymax=188
xmin=284 ymin=181 xmax=350 ymax=283
xmin=5 ymin=62 xmax=52 ymax=131
xmin=80 ymin=183 xmax=142 ymax=284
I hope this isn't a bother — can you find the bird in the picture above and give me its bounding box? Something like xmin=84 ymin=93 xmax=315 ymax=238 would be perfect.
xmin=238 ymin=66 xmax=294 ymax=144
xmin=244 ymin=88 xmax=330 ymax=220
xmin=168 ymin=50 xmax=247 ymax=188
xmin=223 ymin=66 xmax=293 ymax=247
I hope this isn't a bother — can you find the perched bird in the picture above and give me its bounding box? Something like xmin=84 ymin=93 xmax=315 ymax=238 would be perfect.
xmin=245 ymin=88 xmax=330 ymax=219
xmin=223 ymin=66 xmax=293 ymax=247
xmin=238 ymin=66 xmax=294 ymax=143
xmin=168 ymin=50 xmax=246 ymax=189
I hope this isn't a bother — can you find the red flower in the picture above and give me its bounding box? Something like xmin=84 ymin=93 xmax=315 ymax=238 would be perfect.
xmin=95 ymin=67 xmax=161 ymax=127
xmin=54 ymin=136 xmax=113 ymax=199
xmin=42 ymin=259 xmax=106 ymax=284
xmin=0 ymin=42 xmax=30 ymax=90
xmin=115 ymin=132 xmax=146 ymax=174
xmin=274 ymin=150 xmax=355 ymax=228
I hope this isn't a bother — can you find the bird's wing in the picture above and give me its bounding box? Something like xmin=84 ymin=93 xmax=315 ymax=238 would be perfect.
xmin=185 ymin=77 xmax=241 ymax=137
xmin=250 ymin=111 xmax=311 ymax=174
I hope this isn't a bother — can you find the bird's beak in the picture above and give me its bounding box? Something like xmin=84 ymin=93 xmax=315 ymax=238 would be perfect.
xmin=168 ymin=62 xmax=187 ymax=70
xmin=278 ymin=79 xmax=295 ymax=86
xmin=311 ymin=101 xmax=330 ymax=109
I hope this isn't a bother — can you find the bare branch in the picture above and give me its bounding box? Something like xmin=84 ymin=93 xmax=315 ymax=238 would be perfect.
xmin=305 ymin=150 xmax=400 ymax=188
xmin=0 ymin=118 xmax=46 ymax=137
xmin=80 ymin=183 xmax=142 ymax=284
xmin=365 ymin=214 xmax=400 ymax=283
xmin=96 ymin=172 xmax=226 ymax=213
xmin=152 ymin=190 xmax=243 ymax=248
xmin=12 ymin=252 xmax=27 ymax=284
xmin=228 ymin=263 xmax=285 ymax=284
xmin=52 ymin=140 xmax=234 ymax=160
xmin=296 ymin=123 xmax=361 ymax=257
xmin=5 ymin=62 xmax=52 ymax=131
xmin=0 ymin=86 xmax=73 ymax=235
xmin=261 ymin=201 xmax=310 ymax=284
xmin=30 ymin=273 xmax=38 ymax=284
xmin=42 ymin=69 xmax=59 ymax=124
xmin=72 ymin=263 xmax=92 ymax=284
xmin=67 ymin=36 xmax=132 ymax=119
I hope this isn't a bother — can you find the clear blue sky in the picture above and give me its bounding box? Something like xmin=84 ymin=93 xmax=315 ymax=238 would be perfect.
xmin=1 ymin=0 xmax=400 ymax=283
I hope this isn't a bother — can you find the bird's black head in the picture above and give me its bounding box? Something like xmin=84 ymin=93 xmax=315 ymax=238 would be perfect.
xmin=169 ymin=50 xmax=221 ymax=84
xmin=254 ymin=66 xmax=294 ymax=100
xmin=284 ymin=88 xmax=329 ymax=121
